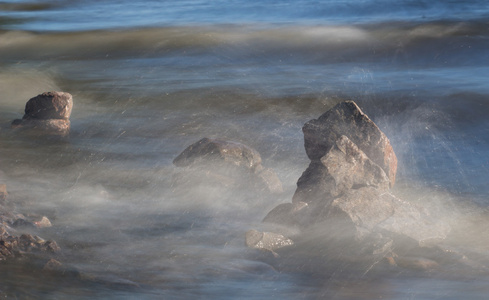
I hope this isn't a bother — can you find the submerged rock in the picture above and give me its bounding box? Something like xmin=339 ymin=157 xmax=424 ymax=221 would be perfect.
xmin=11 ymin=214 xmax=53 ymax=229
xmin=43 ymin=258 xmax=64 ymax=272
xmin=391 ymin=256 xmax=439 ymax=271
xmin=326 ymin=187 xmax=451 ymax=246
xmin=11 ymin=91 xmax=73 ymax=137
xmin=173 ymin=137 xmax=283 ymax=194
xmin=174 ymin=137 xmax=262 ymax=171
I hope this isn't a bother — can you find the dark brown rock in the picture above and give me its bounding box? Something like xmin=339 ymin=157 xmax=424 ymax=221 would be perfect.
xmin=302 ymin=101 xmax=397 ymax=187
xmin=18 ymin=234 xmax=60 ymax=253
xmin=0 ymin=231 xmax=60 ymax=261
xmin=23 ymin=91 xmax=73 ymax=120
xmin=11 ymin=91 xmax=73 ymax=137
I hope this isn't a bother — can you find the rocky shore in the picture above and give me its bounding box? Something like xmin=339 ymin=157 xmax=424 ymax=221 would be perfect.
xmin=170 ymin=100 xmax=489 ymax=275
xmin=3 ymin=93 xmax=488 ymax=292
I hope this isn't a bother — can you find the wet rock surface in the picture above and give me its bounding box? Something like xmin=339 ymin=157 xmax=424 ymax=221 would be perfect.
xmin=292 ymin=135 xmax=390 ymax=207
xmin=302 ymin=101 xmax=397 ymax=187
xmin=173 ymin=137 xmax=283 ymax=195
xmin=251 ymin=101 xmax=461 ymax=272
xmin=174 ymin=137 xmax=262 ymax=170
xmin=0 ymin=185 xmax=59 ymax=262
xmin=11 ymin=91 xmax=73 ymax=137
xmin=245 ymin=229 xmax=294 ymax=256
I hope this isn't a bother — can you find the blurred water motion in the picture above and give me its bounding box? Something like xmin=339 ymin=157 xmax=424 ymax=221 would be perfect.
xmin=1 ymin=0 xmax=489 ymax=298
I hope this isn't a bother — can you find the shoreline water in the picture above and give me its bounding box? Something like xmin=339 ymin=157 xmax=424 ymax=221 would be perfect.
xmin=1 ymin=0 xmax=489 ymax=298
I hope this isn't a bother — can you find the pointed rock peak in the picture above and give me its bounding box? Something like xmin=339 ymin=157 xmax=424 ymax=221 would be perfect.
xmin=303 ymin=100 xmax=397 ymax=187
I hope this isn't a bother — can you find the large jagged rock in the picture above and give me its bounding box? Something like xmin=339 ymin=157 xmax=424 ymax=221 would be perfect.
xmin=255 ymin=101 xmax=453 ymax=272
xmin=173 ymin=138 xmax=283 ymax=194
xmin=302 ymin=101 xmax=397 ymax=187
xmin=11 ymin=91 xmax=73 ymax=137
xmin=292 ymin=135 xmax=390 ymax=205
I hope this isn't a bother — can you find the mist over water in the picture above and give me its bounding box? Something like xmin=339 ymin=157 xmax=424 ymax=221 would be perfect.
xmin=1 ymin=0 xmax=489 ymax=298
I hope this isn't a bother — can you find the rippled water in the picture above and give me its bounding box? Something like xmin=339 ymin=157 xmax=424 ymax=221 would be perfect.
xmin=1 ymin=0 xmax=489 ymax=298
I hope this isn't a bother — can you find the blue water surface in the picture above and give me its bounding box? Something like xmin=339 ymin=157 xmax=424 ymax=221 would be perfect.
xmin=1 ymin=0 xmax=489 ymax=31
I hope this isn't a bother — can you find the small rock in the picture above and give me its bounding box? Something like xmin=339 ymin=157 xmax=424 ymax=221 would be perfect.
xmin=34 ymin=216 xmax=52 ymax=228
xmin=245 ymin=229 xmax=294 ymax=255
xmin=43 ymin=258 xmax=63 ymax=272
xmin=12 ymin=217 xmax=37 ymax=229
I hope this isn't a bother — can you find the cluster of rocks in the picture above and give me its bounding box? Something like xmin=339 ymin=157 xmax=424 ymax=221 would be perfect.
xmin=170 ymin=101 xmax=467 ymax=272
xmin=1 ymin=91 xmax=72 ymax=266
xmin=2 ymin=92 xmax=478 ymax=275
xmin=11 ymin=91 xmax=73 ymax=137
xmin=172 ymin=137 xmax=283 ymax=196
xmin=0 ymin=184 xmax=60 ymax=264
xmin=246 ymin=101 xmax=455 ymax=271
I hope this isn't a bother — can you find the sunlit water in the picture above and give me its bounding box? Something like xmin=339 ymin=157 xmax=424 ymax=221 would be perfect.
xmin=1 ymin=0 xmax=489 ymax=298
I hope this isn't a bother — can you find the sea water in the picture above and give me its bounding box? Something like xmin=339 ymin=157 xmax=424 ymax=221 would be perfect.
xmin=1 ymin=0 xmax=489 ymax=298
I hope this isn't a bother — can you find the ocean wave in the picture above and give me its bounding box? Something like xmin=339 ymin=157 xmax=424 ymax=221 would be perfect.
xmin=0 ymin=20 xmax=486 ymax=61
